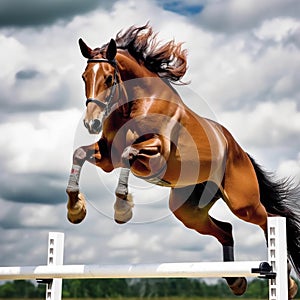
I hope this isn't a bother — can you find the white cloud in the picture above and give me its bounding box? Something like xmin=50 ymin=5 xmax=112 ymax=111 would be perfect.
xmin=220 ymin=100 xmax=300 ymax=149
xmin=198 ymin=0 xmax=300 ymax=33
xmin=277 ymin=153 xmax=300 ymax=180
xmin=108 ymin=229 xmax=140 ymax=248
xmin=254 ymin=17 xmax=300 ymax=42
xmin=187 ymin=28 xmax=300 ymax=113
xmin=0 ymin=35 xmax=27 ymax=82
xmin=0 ymin=109 xmax=81 ymax=173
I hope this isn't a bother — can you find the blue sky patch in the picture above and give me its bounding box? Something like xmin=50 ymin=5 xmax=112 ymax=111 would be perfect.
xmin=160 ymin=1 xmax=203 ymax=16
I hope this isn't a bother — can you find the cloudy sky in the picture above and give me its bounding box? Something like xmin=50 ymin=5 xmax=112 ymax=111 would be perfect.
xmin=0 ymin=0 xmax=299 ymax=276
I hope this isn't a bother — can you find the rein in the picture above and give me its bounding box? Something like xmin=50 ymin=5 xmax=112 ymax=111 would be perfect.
xmin=85 ymin=58 xmax=120 ymax=116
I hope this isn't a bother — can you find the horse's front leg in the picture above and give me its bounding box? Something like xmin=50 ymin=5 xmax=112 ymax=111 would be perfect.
xmin=114 ymin=168 xmax=134 ymax=224
xmin=113 ymin=136 xmax=167 ymax=224
xmin=121 ymin=135 xmax=167 ymax=178
xmin=66 ymin=142 xmax=103 ymax=224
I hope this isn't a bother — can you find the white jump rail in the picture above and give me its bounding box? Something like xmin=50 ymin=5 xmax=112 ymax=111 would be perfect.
xmin=0 ymin=217 xmax=288 ymax=300
xmin=0 ymin=261 xmax=274 ymax=280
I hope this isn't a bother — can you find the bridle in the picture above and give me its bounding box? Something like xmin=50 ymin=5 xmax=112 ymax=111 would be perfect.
xmin=85 ymin=58 xmax=120 ymax=116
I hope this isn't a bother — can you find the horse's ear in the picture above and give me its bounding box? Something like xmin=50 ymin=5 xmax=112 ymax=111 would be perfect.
xmin=106 ymin=39 xmax=117 ymax=61
xmin=79 ymin=38 xmax=93 ymax=59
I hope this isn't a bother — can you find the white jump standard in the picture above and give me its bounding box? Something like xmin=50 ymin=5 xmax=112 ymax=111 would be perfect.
xmin=0 ymin=217 xmax=288 ymax=300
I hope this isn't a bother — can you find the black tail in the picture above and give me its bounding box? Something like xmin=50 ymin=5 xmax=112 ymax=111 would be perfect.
xmin=248 ymin=154 xmax=300 ymax=278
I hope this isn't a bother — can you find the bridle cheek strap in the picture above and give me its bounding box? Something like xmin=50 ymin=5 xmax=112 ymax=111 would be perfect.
xmin=85 ymin=58 xmax=119 ymax=117
xmin=85 ymin=98 xmax=108 ymax=109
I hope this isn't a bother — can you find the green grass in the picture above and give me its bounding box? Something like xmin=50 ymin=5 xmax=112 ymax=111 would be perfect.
xmin=0 ymin=298 xmax=265 ymax=300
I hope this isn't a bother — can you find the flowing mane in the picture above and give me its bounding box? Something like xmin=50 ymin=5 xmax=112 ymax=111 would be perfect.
xmin=101 ymin=24 xmax=188 ymax=83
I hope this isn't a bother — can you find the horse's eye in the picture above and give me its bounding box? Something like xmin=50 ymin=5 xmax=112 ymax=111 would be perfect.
xmin=105 ymin=75 xmax=113 ymax=86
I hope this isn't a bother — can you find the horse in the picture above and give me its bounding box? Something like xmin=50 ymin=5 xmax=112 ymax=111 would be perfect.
xmin=66 ymin=24 xmax=300 ymax=298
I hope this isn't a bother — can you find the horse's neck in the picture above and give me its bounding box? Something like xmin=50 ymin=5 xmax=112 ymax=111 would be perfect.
xmin=117 ymin=52 xmax=182 ymax=104
xmin=117 ymin=51 xmax=156 ymax=80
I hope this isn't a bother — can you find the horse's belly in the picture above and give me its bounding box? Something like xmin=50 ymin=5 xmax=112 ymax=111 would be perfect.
xmin=161 ymin=118 xmax=228 ymax=188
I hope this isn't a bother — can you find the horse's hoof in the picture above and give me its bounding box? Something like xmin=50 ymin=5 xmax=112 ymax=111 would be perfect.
xmin=289 ymin=278 xmax=298 ymax=299
xmin=114 ymin=194 xmax=134 ymax=224
xmin=114 ymin=210 xmax=133 ymax=224
xmin=67 ymin=192 xmax=87 ymax=224
xmin=67 ymin=208 xmax=87 ymax=224
xmin=227 ymin=277 xmax=247 ymax=296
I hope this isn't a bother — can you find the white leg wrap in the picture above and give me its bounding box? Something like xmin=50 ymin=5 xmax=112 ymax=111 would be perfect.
xmin=67 ymin=164 xmax=81 ymax=192
xmin=115 ymin=168 xmax=130 ymax=197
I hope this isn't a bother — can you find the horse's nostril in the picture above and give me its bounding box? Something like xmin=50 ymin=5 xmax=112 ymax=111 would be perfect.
xmin=83 ymin=120 xmax=89 ymax=129
xmin=92 ymin=119 xmax=101 ymax=131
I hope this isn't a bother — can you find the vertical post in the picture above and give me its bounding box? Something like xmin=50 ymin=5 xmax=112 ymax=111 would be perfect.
xmin=45 ymin=232 xmax=65 ymax=300
xmin=268 ymin=217 xmax=288 ymax=300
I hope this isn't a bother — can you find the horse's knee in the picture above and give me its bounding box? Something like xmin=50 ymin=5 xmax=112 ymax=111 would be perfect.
xmin=73 ymin=147 xmax=87 ymax=163
xmin=130 ymin=153 xmax=167 ymax=178
xmin=121 ymin=136 xmax=168 ymax=178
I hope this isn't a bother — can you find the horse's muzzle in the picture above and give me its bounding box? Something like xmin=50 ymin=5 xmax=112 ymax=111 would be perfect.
xmin=84 ymin=119 xmax=102 ymax=134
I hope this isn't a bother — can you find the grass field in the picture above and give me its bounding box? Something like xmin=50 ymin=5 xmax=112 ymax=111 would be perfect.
xmin=0 ymin=297 xmax=267 ymax=300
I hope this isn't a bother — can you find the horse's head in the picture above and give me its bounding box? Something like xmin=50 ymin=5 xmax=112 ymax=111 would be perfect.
xmin=79 ymin=38 xmax=118 ymax=134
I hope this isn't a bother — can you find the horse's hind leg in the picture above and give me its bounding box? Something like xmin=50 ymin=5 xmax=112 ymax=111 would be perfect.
xmin=169 ymin=184 xmax=247 ymax=296
xmin=222 ymin=152 xmax=300 ymax=298
xmin=222 ymin=147 xmax=269 ymax=230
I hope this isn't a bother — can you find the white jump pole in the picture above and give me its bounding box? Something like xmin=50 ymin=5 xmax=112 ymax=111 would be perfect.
xmin=0 ymin=261 xmax=272 ymax=280
xmin=268 ymin=217 xmax=288 ymax=300
xmin=0 ymin=217 xmax=288 ymax=300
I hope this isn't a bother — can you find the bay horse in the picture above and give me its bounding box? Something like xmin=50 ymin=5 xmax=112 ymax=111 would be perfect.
xmin=66 ymin=24 xmax=300 ymax=297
